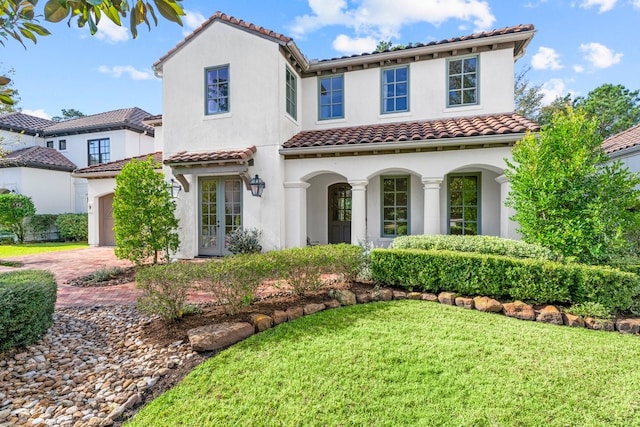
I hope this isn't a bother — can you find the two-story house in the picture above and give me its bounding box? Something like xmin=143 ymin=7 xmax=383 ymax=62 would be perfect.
xmin=150 ymin=12 xmax=539 ymax=258
xmin=0 ymin=108 xmax=156 ymax=226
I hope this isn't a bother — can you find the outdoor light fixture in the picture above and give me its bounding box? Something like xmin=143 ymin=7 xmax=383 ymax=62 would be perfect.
xmin=168 ymin=178 xmax=182 ymax=198
xmin=249 ymin=174 xmax=265 ymax=197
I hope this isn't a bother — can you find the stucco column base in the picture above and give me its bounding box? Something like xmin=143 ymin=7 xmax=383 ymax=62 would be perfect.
xmin=284 ymin=181 xmax=310 ymax=248
xmin=422 ymin=177 xmax=443 ymax=235
xmin=348 ymin=180 xmax=368 ymax=244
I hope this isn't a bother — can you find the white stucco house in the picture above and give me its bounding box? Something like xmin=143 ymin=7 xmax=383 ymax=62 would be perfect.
xmin=142 ymin=12 xmax=539 ymax=258
xmin=0 ymin=108 xmax=156 ymax=220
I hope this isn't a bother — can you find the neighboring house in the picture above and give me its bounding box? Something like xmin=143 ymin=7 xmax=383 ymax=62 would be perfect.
xmin=602 ymin=123 xmax=640 ymax=173
xmin=0 ymin=108 xmax=157 ymax=217
xmin=149 ymin=12 xmax=539 ymax=258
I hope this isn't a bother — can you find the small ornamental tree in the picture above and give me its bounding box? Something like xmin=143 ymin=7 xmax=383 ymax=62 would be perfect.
xmin=0 ymin=193 xmax=36 ymax=243
xmin=113 ymin=157 xmax=179 ymax=265
xmin=505 ymin=108 xmax=640 ymax=265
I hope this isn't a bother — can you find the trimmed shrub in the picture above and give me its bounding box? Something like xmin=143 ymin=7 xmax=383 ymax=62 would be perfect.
xmin=27 ymin=214 xmax=58 ymax=241
xmin=0 ymin=270 xmax=57 ymax=351
xmin=56 ymin=214 xmax=88 ymax=241
xmin=391 ymin=235 xmax=558 ymax=260
xmin=135 ymin=263 xmax=192 ymax=322
xmin=227 ymin=228 xmax=262 ymax=254
xmin=371 ymin=248 xmax=639 ymax=313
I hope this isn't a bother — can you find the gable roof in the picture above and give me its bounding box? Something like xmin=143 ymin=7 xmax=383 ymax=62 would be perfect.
xmin=0 ymin=112 xmax=55 ymax=136
xmin=281 ymin=113 xmax=538 ymax=156
xmin=73 ymin=152 xmax=162 ymax=178
xmin=602 ymin=124 xmax=640 ymax=156
xmin=0 ymin=146 xmax=77 ymax=172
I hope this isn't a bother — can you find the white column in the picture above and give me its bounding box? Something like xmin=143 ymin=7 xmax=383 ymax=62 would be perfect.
xmin=422 ymin=177 xmax=443 ymax=235
xmin=283 ymin=181 xmax=310 ymax=248
xmin=349 ymin=179 xmax=368 ymax=244
xmin=495 ymin=174 xmax=518 ymax=239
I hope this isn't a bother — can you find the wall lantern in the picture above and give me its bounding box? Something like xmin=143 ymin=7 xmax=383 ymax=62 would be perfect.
xmin=167 ymin=178 xmax=182 ymax=198
xmin=249 ymin=174 xmax=265 ymax=197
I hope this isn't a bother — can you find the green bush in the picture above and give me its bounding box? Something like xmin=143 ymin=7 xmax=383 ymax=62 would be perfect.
xmin=55 ymin=214 xmax=88 ymax=241
xmin=135 ymin=263 xmax=192 ymax=322
xmin=371 ymin=248 xmax=639 ymax=313
xmin=227 ymin=228 xmax=262 ymax=254
xmin=565 ymin=302 xmax=612 ymax=319
xmin=0 ymin=270 xmax=57 ymax=351
xmin=391 ymin=235 xmax=558 ymax=260
xmin=27 ymin=214 xmax=58 ymax=241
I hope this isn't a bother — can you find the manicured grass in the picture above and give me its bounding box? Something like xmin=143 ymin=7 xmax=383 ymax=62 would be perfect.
xmin=127 ymin=301 xmax=640 ymax=427
xmin=0 ymin=242 xmax=88 ymax=258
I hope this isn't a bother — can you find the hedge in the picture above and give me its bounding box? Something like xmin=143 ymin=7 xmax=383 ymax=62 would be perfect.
xmin=371 ymin=248 xmax=639 ymax=313
xmin=0 ymin=270 xmax=57 ymax=351
xmin=391 ymin=235 xmax=558 ymax=261
xmin=56 ymin=213 xmax=88 ymax=241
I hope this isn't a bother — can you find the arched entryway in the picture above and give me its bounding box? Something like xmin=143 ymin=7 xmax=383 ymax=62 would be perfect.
xmin=99 ymin=193 xmax=116 ymax=246
xmin=328 ymin=183 xmax=352 ymax=244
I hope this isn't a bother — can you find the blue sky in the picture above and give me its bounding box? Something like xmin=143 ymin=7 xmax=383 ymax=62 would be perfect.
xmin=4 ymin=0 xmax=639 ymax=119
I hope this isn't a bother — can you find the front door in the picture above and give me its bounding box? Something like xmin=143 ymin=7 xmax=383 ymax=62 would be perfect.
xmin=99 ymin=193 xmax=116 ymax=246
xmin=199 ymin=177 xmax=242 ymax=256
xmin=328 ymin=183 xmax=352 ymax=244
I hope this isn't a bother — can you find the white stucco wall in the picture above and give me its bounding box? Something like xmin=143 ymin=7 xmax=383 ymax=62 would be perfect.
xmin=2 ymin=167 xmax=74 ymax=214
xmin=86 ymin=178 xmax=116 ymax=246
xmin=0 ymin=130 xmax=41 ymax=151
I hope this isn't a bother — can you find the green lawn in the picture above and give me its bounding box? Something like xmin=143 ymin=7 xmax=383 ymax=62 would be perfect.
xmin=127 ymin=301 xmax=640 ymax=427
xmin=0 ymin=242 xmax=88 ymax=258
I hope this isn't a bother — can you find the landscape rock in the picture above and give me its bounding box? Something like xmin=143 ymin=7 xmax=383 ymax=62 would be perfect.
xmin=332 ymin=289 xmax=357 ymax=306
xmin=420 ymin=293 xmax=439 ymax=302
xmin=502 ymin=301 xmax=536 ymax=321
xmin=455 ymin=297 xmax=474 ymax=309
xmin=324 ymin=299 xmax=341 ymax=309
xmin=303 ymin=303 xmax=325 ymax=316
xmin=188 ymin=322 xmax=254 ymax=352
xmin=272 ymin=310 xmax=288 ymax=325
xmin=562 ymin=313 xmax=585 ymax=328
xmin=536 ymin=305 xmax=563 ymax=325
xmin=286 ymin=306 xmax=304 ymax=321
xmin=378 ymin=289 xmax=394 ymax=301
xmin=249 ymin=314 xmax=274 ymax=332
xmin=438 ymin=292 xmax=457 ymax=305
xmin=407 ymin=292 xmax=422 ymax=300
xmin=392 ymin=291 xmax=407 ymax=300
xmin=473 ymin=296 xmax=502 ymax=313
xmin=356 ymin=293 xmax=371 ymax=304
xmin=584 ymin=318 xmax=615 ymax=331
xmin=615 ymin=319 xmax=640 ymax=334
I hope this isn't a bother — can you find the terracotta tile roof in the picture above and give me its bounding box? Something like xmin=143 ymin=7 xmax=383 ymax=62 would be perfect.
xmin=0 ymin=112 xmax=55 ymax=135
xmin=44 ymin=107 xmax=155 ymax=136
xmin=73 ymin=152 xmax=162 ymax=176
xmin=164 ymin=146 xmax=257 ymax=164
xmin=154 ymin=11 xmax=292 ymax=68
xmin=283 ymin=114 xmax=539 ymax=149
xmin=314 ymin=24 xmax=535 ymax=64
xmin=602 ymin=124 xmax=640 ymax=155
xmin=0 ymin=146 xmax=77 ymax=171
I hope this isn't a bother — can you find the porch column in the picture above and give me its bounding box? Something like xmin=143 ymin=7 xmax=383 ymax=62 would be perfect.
xmin=422 ymin=177 xmax=443 ymax=235
xmin=284 ymin=181 xmax=310 ymax=248
xmin=348 ymin=179 xmax=368 ymax=244
xmin=495 ymin=174 xmax=517 ymax=239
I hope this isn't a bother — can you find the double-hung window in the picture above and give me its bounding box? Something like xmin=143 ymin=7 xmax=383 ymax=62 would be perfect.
xmin=448 ymin=174 xmax=480 ymax=235
xmin=58 ymin=140 xmax=66 ymax=151
xmin=448 ymin=56 xmax=478 ymax=107
xmin=285 ymin=67 xmax=297 ymax=120
xmin=381 ymin=176 xmax=410 ymax=237
xmin=319 ymin=75 xmax=344 ymax=120
xmin=46 ymin=141 xmax=53 ymax=148
xmin=381 ymin=66 xmax=409 ymax=113
xmin=205 ymin=65 xmax=230 ymax=115
xmin=88 ymin=138 xmax=110 ymax=165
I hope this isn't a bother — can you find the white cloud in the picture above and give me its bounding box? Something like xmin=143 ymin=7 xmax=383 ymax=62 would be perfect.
xmin=573 ymin=64 xmax=585 ymax=73
xmin=540 ymin=79 xmax=569 ymax=105
xmin=579 ymin=42 xmax=622 ymax=68
xmin=332 ymin=34 xmax=377 ymax=55
xmin=98 ymin=65 xmax=156 ymax=80
xmin=21 ymin=109 xmax=51 ymax=120
xmin=290 ymin=0 xmax=495 ymax=54
xmin=183 ymin=10 xmax=207 ymax=36
xmin=94 ymin=17 xmax=129 ymax=43
xmin=580 ymin=0 xmax=617 ymax=12
xmin=531 ymin=46 xmax=563 ymax=70
xmin=633 ymin=0 xmax=640 ymax=9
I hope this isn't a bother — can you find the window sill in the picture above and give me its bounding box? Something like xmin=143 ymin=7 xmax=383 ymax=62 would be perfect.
xmin=378 ymin=111 xmax=412 ymax=120
xmin=202 ymin=112 xmax=232 ymax=121
xmin=442 ymin=104 xmax=482 ymax=114
xmin=315 ymin=118 xmax=346 ymax=125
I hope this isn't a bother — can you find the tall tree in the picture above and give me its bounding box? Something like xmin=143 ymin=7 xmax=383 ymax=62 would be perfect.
xmin=113 ymin=156 xmax=179 ymax=265
xmin=514 ymin=66 xmax=543 ymax=120
xmin=573 ymin=83 xmax=640 ymax=140
xmin=505 ymin=108 xmax=640 ymax=264
xmin=536 ymin=94 xmax=573 ymax=128
xmin=0 ymin=193 xmax=36 ymax=243
xmin=51 ymin=108 xmax=85 ymax=122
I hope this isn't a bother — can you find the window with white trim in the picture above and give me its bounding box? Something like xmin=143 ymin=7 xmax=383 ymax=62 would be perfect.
xmin=285 ymin=67 xmax=297 ymax=120
xmin=447 ymin=56 xmax=478 ymax=107
xmin=381 ymin=66 xmax=409 ymax=113
xmin=205 ymin=65 xmax=230 ymax=115
xmin=319 ymin=74 xmax=344 ymax=120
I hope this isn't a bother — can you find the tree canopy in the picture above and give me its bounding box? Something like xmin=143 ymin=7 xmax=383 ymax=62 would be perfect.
xmin=573 ymin=84 xmax=640 ymax=140
xmin=514 ymin=66 xmax=543 ymax=120
xmin=51 ymin=108 xmax=85 ymax=122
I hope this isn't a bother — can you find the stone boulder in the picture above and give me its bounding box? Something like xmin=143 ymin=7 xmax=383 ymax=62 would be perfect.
xmin=303 ymin=303 xmax=325 ymax=316
xmin=420 ymin=293 xmax=439 ymax=302
xmin=249 ymin=314 xmax=273 ymax=332
xmin=332 ymin=289 xmax=357 ymax=306
xmin=188 ymin=322 xmax=254 ymax=352
xmin=407 ymin=292 xmax=422 ymax=300
xmin=536 ymin=305 xmax=563 ymax=325
xmin=272 ymin=310 xmax=288 ymax=325
xmin=393 ymin=290 xmax=407 ymax=300
xmin=473 ymin=296 xmax=502 ymax=313
xmin=502 ymin=301 xmax=535 ymax=321
xmin=584 ymin=318 xmax=615 ymax=331
xmin=356 ymin=293 xmax=372 ymax=304
xmin=324 ymin=299 xmax=341 ymax=309
xmin=562 ymin=313 xmax=585 ymax=328
xmin=286 ymin=306 xmax=304 ymax=321
xmin=455 ymin=297 xmax=474 ymax=309
xmin=438 ymin=292 xmax=457 ymax=305
xmin=615 ymin=319 xmax=640 ymax=334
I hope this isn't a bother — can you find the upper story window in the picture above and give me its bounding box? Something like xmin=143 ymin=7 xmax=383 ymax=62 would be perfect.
xmin=319 ymin=74 xmax=344 ymax=120
xmin=381 ymin=175 xmax=410 ymax=237
xmin=448 ymin=56 xmax=478 ymax=107
xmin=285 ymin=67 xmax=297 ymax=120
xmin=88 ymin=138 xmax=110 ymax=165
xmin=46 ymin=140 xmax=53 ymax=148
xmin=58 ymin=140 xmax=66 ymax=151
xmin=381 ymin=66 xmax=409 ymax=114
xmin=205 ymin=65 xmax=230 ymax=115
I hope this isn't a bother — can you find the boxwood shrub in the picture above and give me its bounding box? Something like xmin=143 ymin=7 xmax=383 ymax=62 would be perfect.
xmin=371 ymin=248 xmax=639 ymax=313
xmin=0 ymin=270 xmax=57 ymax=351
xmin=56 ymin=213 xmax=88 ymax=241
xmin=391 ymin=235 xmax=558 ymax=261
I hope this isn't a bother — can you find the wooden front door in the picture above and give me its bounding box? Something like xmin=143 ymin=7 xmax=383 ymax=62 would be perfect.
xmin=328 ymin=183 xmax=352 ymax=244
xmin=99 ymin=193 xmax=116 ymax=246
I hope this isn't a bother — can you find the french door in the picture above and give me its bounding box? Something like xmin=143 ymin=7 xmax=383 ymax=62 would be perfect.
xmin=199 ymin=177 xmax=242 ymax=256
xmin=328 ymin=183 xmax=352 ymax=244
